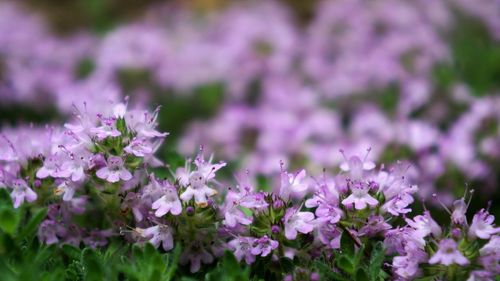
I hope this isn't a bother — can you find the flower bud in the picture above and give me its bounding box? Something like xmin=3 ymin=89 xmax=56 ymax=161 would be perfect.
xmin=186 ymin=206 xmax=195 ymax=216
xmin=271 ymin=225 xmax=280 ymax=233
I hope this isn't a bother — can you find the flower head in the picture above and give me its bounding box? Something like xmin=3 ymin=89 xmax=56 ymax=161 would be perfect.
xmin=429 ymin=239 xmax=469 ymax=266
xmin=228 ymin=237 xmax=256 ymax=264
xmin=283 ymin=208 xmax=315 ymax=240
xmin=469 ymin=209 xmax=500 ymax=240
xmin=141 ymin=224 xmax=174 ymax=251
xmin=151 ymin=183 xmax=182 ymax=217
xmin=10 ymin=179 xmax=37 ymax=208
xmin=342 ymin=182 xmax=378 ymax=210
xmin=250 ymin=235 xmax=279 ymax=257
xmin=96 ymin=156 xmax=132 ymax=183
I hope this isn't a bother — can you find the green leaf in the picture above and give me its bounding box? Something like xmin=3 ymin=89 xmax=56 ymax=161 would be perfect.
xmin=340 ymin=231 xmax=355 ymax=257
xmin=62 ymin=244 xmax=82 ymax=260
xmin=81 ymin=248 xmax=104 ymax=281
xmin=355 ymin=269 xmax=369 ymax=281
xmin=164 ymin=246 xmax=181 ymax=281
xmin=314 ymin=260 xmax=350 ymax=281
xmin=368 ymin=242 xmax=386 ymax=281
xmin=279 ymin=257 xmax=295 ymax=273
xmin=0 ymin=206 xmax=20 ymax=235
xmin=336 ymin=255 xmax=354 ymax=275
xmin=222 ymin=250 xmax=240 ymax=276
xmin=17 ymin=208 xmax=47 ymax=241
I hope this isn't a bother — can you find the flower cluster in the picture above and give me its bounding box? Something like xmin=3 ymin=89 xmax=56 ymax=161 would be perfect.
xmin=2 ymin=0 xmax=500 ymax=199
xmin=1 ymin=100 xmax=166 ymax=247
xmin=1 ymin=101 xmax=498 ymax=280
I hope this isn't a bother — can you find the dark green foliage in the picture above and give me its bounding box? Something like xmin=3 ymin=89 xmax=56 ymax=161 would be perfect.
xmin=204 ymin=251 xmax=254 ymax=281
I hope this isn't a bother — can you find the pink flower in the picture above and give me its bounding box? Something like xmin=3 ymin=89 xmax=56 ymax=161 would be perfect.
xmin=36 ymin=154 xmax=62 ymax=179
xmin=37 ymin=220 xmax=65 ymax=245
xmin=180 ymin=243 xmax=214 ymax=273
xmin=279 ymin=169 xmax=309 ymax=200
xmin=124 ymin=137 xmax=153 ymax=157
xmin=405 ymin=211 xmax=442 ymax=238
xmin=250 ymin=235 xmax=279 ymax=257
xmin=90 ymin=116 xmax=121 ymax=140
xmin=55 ymin=181 xmax=77 ymax=201
xmin=228 ymin=237 xmax=256 ymax=265
xmin=223 ymin=203 xmax=252 ymax=228
xmin=342 ymin=182 xmax=378 ymax=210
xmin=179 ymin=171 xmax=218 ymax=206
xmin=429 ymin=239 xmax=469 ymax=266
xmin=126 ymin=108 xmax=168 ymax=138
xmin=96 ymin=156 xmax=132 ymax=183
xmin=151 ymin=186 xmax=182 ymax=217
xmin=56 ymin=153 xmax=89 ymax=182
xmin=451 ymin=199 xmax=468 ymax=225
xmin=283 ymin=208 xmax=315 ymax=240
xmin=177 ymin=152 xmax=226 ymax=206
xmin=340 ymin=151 xmax=375 ymax=180
xmin=10 ymin=179 xmax=37 ymax=208
xmin=141 ymin=224 xmax=174 ymax=251
xmin=359 ymin=215 xmax=391 ymax=237
xmin=469 ymin=209 xmax=500 ymax=240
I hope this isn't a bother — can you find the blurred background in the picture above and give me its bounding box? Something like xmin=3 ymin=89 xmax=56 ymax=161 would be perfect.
xmin=1 ymin=0 xmax=499 ymax=217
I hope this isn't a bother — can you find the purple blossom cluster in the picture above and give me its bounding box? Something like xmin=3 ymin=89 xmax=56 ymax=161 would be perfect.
xmin=1 ymin=101 xmax=499 ymax=280
xmin=1 ymin=100 xmax=166 ymax=246
xmin=2 ymin=1 xmax=500 ymax=201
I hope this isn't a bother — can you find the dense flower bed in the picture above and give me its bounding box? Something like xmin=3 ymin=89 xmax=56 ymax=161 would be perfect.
xmin=0 ymin=101 xmax=499 ymax=280
xmin=1 ymin=0 xmax=500 ymax=280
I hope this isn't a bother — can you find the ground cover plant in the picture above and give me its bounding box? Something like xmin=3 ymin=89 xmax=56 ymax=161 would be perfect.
xmin=1 ymin=0 xmax=500 ymax=280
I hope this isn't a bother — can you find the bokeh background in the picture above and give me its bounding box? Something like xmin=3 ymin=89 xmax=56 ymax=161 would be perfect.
xmin=1 ymin=0 xmax=500 ymax=217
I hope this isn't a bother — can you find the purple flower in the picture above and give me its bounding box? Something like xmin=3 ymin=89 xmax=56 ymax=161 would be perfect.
xmin=124 ymin=137 xmax=154 ymax=157
xmin=36 ymin=154 xmax=62 ymax=179
xmin=141 ymin=224 xmax=174 ymax=251
xmin=479 ymin=235 xmax=500 ymax=257
xmin=305 ymin=177 xmax=339 ymax=208
xmin=179 ymin=171 xmax=218 ymax=206
xmin=123 ymin=192 xmax=146 ymax=221
xmin=392 ymin=248 xmax=426 ymax=279
xmin=359 ymin=215 xmax=392 ymax=237
xmin=451 ymin=198 xmax=468 ymax=225
xmin=341 ymin=182 xmax=378 ymax=210
xmin=314 ymin=204 xmax=343 ymax=224
xmin=90 ymin=116 xmax=121 ymax=140
xmin=55 ymin=181 xmax=78 ymax=201
xmin=126 ymin=108 xmax=168 ymax=138
xmin=316 ymin=225 xmax=342 ymax=249
xmin=55 ymin=150 xmax=91 ymax=181
xmin=405 ymin=211 xmax=442 ymax=238
xmin=467 ymin=270 xmax=495 ymax=281
xmin=96 ymin=156 xmax=132 ymax=183
xmin=180 ymin=243 xmax=214 ymax=273
xmin=279 ymin=169 xmax=309 ymax=200
xmin=429 ymin=239 xmax=469 ymax=266
xmin=151 ymin=185 xmax=182 ymax=217
xmin=469 ymin=209 xmax=500 ymax=240
xmin=37 ymin=220 xmax=64 ymax=245
xmin=250 ymin=235 xmax=279 ymax=257
xmin=10 ymin=179 xmax=37 ymax=208
xmin=223 ymin=204 xmax=252 ymax=228
xmin=228 ymin=237 xmax=256 ymax=264
xmin=283 ymin=208 xmax=315 ymax=240
xmin=83 ymin=229 xmax=113 ymax=248
xmin=340 ymin=152 xmax=375 ymax=180
xmin=178 ymin=152 xmax=226 ymax=206
xmin=382 ymin=192 xmax=414 ymax=216
xmin=384 ymin=227 xmax=425 ymax=256
xmin=222 ymin=191 xmax=252 ymax=227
